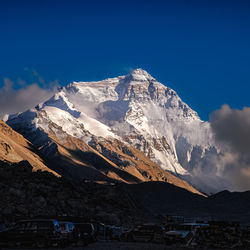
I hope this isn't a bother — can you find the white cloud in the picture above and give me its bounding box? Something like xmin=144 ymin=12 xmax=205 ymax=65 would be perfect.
xmin=0 ymin=76 xmax=59 ymax=119
xmin=209 ymin=104 xmax=250 ymax=191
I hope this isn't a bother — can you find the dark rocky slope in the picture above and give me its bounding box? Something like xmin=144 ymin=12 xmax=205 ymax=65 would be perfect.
xmin=1 ymin=160 xmax=250 ymax=225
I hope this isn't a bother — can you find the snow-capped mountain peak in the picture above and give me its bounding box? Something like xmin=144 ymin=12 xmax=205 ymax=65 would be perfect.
xmin=128 ymin=68 xmax=155 ymax=81
xmin=7 ymin=69 xmax=218 ymax=189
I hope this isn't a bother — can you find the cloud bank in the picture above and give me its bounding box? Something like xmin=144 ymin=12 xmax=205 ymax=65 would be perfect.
xmin=0 ymin=76 xmax=59 ymax=119
xmin=210 ymin=104 xmax=250 ymax=191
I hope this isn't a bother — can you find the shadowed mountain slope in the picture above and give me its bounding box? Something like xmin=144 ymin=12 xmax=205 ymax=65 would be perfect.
xmin=0 ymin=120 xmax=59 ymax=176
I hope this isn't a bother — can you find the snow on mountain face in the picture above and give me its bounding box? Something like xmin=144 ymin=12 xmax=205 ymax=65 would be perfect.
xmin=6 ymin=69 xmax=218 ymax=184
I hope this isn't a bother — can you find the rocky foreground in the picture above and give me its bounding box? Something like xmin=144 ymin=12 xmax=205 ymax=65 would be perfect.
xmin=1 ymin=159 xmax=250 ymax=225
xmin=0 ymin=160 xmax=147 ymax=226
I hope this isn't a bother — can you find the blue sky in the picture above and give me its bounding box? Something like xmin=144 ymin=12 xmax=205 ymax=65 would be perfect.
xmin=0 ymin=0 xmax=250 ymax=120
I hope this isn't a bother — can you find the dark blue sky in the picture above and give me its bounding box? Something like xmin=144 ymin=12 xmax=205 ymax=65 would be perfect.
xmin=0 ymin=0 xmax=250 ymax=120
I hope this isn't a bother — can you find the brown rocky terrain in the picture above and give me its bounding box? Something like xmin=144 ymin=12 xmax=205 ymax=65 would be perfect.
xmin=89 ymin=138 xmax=202 ymax=195
xmin=0 ymin=120 xmax=59 ymax=176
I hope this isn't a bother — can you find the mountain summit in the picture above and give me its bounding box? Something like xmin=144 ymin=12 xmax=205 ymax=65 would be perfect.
xmin=6 ymin=69 xmax=220 ymax=192
xmin=128 ymin=68 xmax=155 ymax=81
